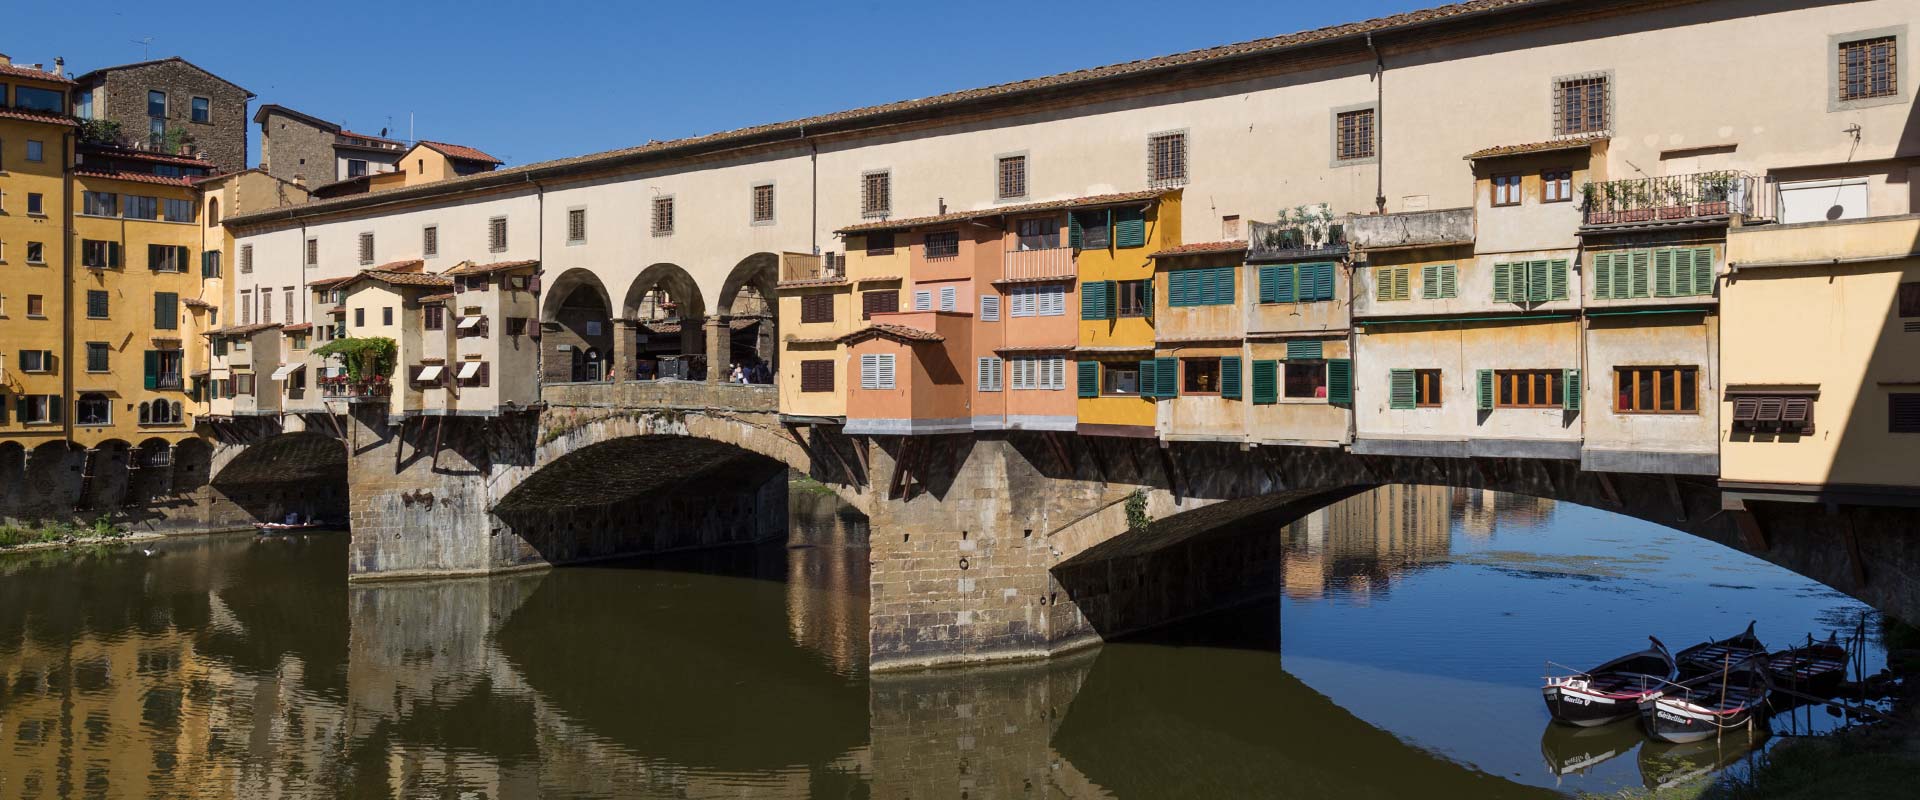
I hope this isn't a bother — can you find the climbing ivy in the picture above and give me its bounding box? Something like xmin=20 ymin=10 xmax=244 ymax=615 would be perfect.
xmin=311 ymin=337 xmax=398 ymax=382
xmin=1125 ymin=489 xmax=1151 ymax=534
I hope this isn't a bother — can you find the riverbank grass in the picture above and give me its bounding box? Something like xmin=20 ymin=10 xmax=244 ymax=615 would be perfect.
xmin=789 ymin=474 xmax=839 ymax=497
xmin=0 ymin=519 xmax=126 ymax=550
xmin=1700 ymin=729 xmax=1920 ymax=799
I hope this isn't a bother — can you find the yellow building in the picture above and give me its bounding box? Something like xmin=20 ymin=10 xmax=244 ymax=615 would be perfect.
xmin=0 ymin=61 xmax=72 ymax=447
xmin=194 ymin=169 xmax=310 ymax=415
xmin=1076 ymin=191 xmax=1180 ymax=438
xmin=778 ymin=248 xmax=872 ymax=421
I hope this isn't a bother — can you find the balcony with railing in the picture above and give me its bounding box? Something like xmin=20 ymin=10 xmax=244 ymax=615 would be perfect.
xmin=1344 ymin=207 xmax=1476 ymax=252
xmin=780 ymin=251 xmax=839 ymax=283
xmin=1582 ymin=171 xmax=1773 ymax=227
xmin=1248 ymin=213 xmax=1349 ymax=262
xmin=1004 ymin=246 xmax=1074 ymax=281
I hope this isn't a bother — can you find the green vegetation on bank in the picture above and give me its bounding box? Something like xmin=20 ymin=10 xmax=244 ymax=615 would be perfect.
xmin=0 ymin=519 xmax=126 ymax=549
xmin=789 ymin=474 xmax=839 ymax=497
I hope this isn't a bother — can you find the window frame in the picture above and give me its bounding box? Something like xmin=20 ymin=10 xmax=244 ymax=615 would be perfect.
xmin=1612 ymin=365 xmax=1700 ymax=414
xmin=190 ymin=96 xmax=211 ymax=124
xmin=1495 ymin=369 xmax=1566 ymax=409
xmin=1101 ymin=363 xmax=1140 ymax=397
xmin=1331 ymin=105 xmax=1377 ymax=164
xmin=650 ymin=196 xmax=674 ymax=237
xmin=1284 ymin=360 xmax=1328 ymax=400
xmin=567 ymin=206 xmax=587 ymax=245
xmin=800 ymin=359 xmax=834 ymax=392
xmin=490 ymin=215 xmax=509 ymax=251
xmin=76 ymin=393 xmax=112 ymax=427
xmin=1116 ymin=280 xmax=1149 ymax=318
xmin=751 ymin=182 xmax=776 ymax=225
xmin=924 ymin=230 xmax=960 ymax=260
xmin=1492 ymin=174 xmax=1523 ymax=207
xmin=1147 ymin=130 xmax=1188 ymax=188
xmin=1831 ymin=28 xmax=1905 ymax=110
xmin=861 ymin=170 xmax=891 ymax=219
xmin=1552 ymin=72 xmax=1612 ymax=136
xmin=1414 ymin=368 xmax=1442 ymax=407
xmin=1181 ymin=357 xmax=1222 ymax=396
xmin=1542 ymin=169 xmax=1573 ymax=203
xmin=85 ymin=342 xmax=110 ymax=373
xmin=996 ymin=152 xmax=1028 ymax=202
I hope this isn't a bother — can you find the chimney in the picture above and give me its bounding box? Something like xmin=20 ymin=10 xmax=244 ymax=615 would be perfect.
xmin=293 ymin=175 xmax=307 ymax=188
xmin=0 ymin=53 xmax=11 ymax=67
xmin=53 ymin=57 xmax=63 ymax=77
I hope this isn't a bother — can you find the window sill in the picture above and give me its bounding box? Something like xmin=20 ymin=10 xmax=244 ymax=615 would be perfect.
xmin=27 ymin=261 xmax=47 ymax=267
xmin=1613 ymin=410 xmax=1700 ymax=415
xmin=26 ymin=315 xmax=48 ymax=320
xmin=566 ymin=239 xmax=586 ymax=246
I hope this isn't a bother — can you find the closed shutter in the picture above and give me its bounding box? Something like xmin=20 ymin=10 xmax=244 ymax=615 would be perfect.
xmin=863 ymin=290 xmax=898 ymax=320
xmin=1104 ymin=281 xmax=1119 ymax=320
xmin=1376 ymin=267 xmax=1395 ymax=302
xmin=1654 ymin=248 xmax=1676 ymax=296
xmin=144 ymin=350 xmax=160 ymax=390
xmin=1692 ymin=248 xmax=1715 ymax=296
xmin=1168 ymin=270 xmax=1191 ymax=307
xmin=110 ymin=242 xmax=123 ymax=268
xmin=1139 ymin=359 xmax=1158 ymax=398
xmin=1306 ymin=263 xmax=1334 ymax=301
xmin=1528 ymin=260 xmax=1550 ymax=302
xmin=1593 ymin=253 xmax=1613 ymax=299
xmin=1563 ymin=368 xmax=1582 ymax=412
xmin=914 ymin=290 xmax=932 ymax=311
xmin=1082 ymin=281 xmax=1107 ymax=320
xmin=155 ymin=292 xmax=178 ymax=330
xmin=1325 ymin=358 xmax=1352 ymax=405
xmin=1440 ymin=264 xmax=1457 ymax=298
xmin=979 ymin=294 xmax=1000 ymax=322
xmin=1221 ymin=356 xmax=1242 ymax=399
xmin=1114 ymin=208 xmax=1147 ymax=248
xmin=48 ymin=396 xmax=61 ymax=423
xmin=1078 ymin=361 xmax=1099 ymax=397
xmin=1477 ymin=369 xmax=1495 ymax=410
xmin=860 ymin=355 xmax=877 ymax=389
xmin=1421 ymin=265 xmax=1440 ymax=299
xmin=1212 ymin=266 xmax=1236 ymax=305
xmin=1550 ymin=259 xmax=1569 ymax=300
xmin=1890 ymin=394 xmax=1920 ymax=433
xmin=1257 ymin=265 xmax=1283 ymax=303
xmin=939 ymin=285 xmax=957 ymax=312
xmin=1389 ymin=368 xmax=1416 ymax=409
xmin=1252 ymin=360 xmax=1279 ymax=405
xmin=1140 ymin=277 xmax=1153 ymax=314
xmin=1285 ymin=340 xmax=1322 ymax=361
xmin=1068 ymin=212 xmax=1083 ymax=250
xmin=1629 ymin=250 xmax=1651 ymax=298
xmin=1155 ymin=357 xmax=1178 ymax=398
xmin=801 ymin=360 xmax=834 ymax=392
xmin=1493 ymin=263 xmax=1511 ymax=302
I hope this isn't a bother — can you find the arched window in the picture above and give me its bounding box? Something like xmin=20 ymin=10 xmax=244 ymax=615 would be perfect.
xmin=207 ymin=197 xmax=221 ymax=227
xmin=140 ymin=400 xmax=184 ymax=425
xmin=77 ymin=393 xmax=111 ymax=426
xmin=139 ymin=401 xmax=151 ymax=424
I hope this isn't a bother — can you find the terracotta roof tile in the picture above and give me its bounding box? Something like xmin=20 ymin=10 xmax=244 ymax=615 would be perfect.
xmin=837 ymin=323 xmax=945 ymax=345
xmin=994 ymin=344 xmax=1077 ymax=354
xmin=1155 ymin=333 xmax=1245 ymax=345
xmin=440 ymin=258 xmax=538 ymax=276
xmin=229 ymin=0 xmax=1553 ymax=228
xmin=0 ymin=63 xmax=76 ymax=84
xmin=778 ymin=277 xmax=850 ymax=289
xmin=327 ymin=306 xmax=347 ymax=315
xmin=0 ymin=108 xmax=76 ymax=126
xmin=78 ymin=145 xmax=218 ymax=168
xmin=181 ymin=297 xmax=216 ymax=309
xmin=73 ymin=168 xmax=195 ymax=187
xmin=204 ymin=322 xmax=282 ymax=337
xmin=417 ymin=292 xmax=454 ymax=304
xmin=419 ymin=140 xmax=502 ymax=164
xmin=992 ymin=274 xmax=1078 ymax=286
xmin=837 ymin=190 xmax=1168 ymax=234
xmin=339 ymin=129 xmax=402 ymax=145
xmin=281 ymin=323 xmax=313 ymax=333
xmin=1150 ymin=240 xmax=1248 ymax=258
xmin=308 ymin=275 xmax=355 ymax=288
xmin=361 ymin=270 xmax=452 ymax=288
xmin=370 ymin=258 xmax=425 ymax=273
xmin=1465 ymin=135 xmax=1608 ymax=160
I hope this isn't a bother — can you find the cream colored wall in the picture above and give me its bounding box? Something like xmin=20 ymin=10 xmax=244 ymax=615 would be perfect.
xmin=341 ymin=282 xmax=411 ymax=417
xmin=1246 ymin=338 xmax=1351 ymax=446
xmin=1354 ymin=319 xmax=1584 ymax=444
xmin=1582 ymin=314 xmax=1720 ymax=454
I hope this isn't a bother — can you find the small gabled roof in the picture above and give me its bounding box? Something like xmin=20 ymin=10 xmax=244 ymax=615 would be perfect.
xmin=1465 ymin=135 xmax=1608 ymax=161
xmin=441 ymin=258 xmax=538 ymax=276
xmin=281 ymin=322 xmax=313 ymax=333
xmin=837 ymin=323 xmax=945 ymax=345
xmin=203 ymin=322 xmax=281 ymax=338
xmin=72 ymin=56 xmax=255 ymax=98
xmin=416 ymin=140 xmax=502 ymax=165
xmin=252 ymin=103 xmax=339 ymax=131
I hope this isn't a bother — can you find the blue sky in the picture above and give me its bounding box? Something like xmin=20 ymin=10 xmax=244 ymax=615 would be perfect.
xmin=19 ymin=0 xmax=1430 ymax=166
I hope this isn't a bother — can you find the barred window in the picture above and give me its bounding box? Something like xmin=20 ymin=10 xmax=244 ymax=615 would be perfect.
xmin=1554 ymin=74 xmax=1610 ymax=136
xmin=489 ymin=216 xmax=508 ymax=252
xmin=1336 ymin=109 xmax=1375 ymax=161
xmin=752 ymin=183 xmax=775 ymax=223
xmin=861 ymin=171 xmax=891 ymax=219
xmin=1148 ymin=132 xmax=1187 ymax=187
xmin=652 ymin=196 xmax=674 ymax=237
xmin=997 ymin=155 xmax=1027 ymax=200
xmin=305 ymin=237 xmax=318 ymax=266
xmin=924 ymin=231 xmax=959 ymax=259
xmin=358 ymin=231 xmax=374 ymax=265
xmin=240 ymin=244 xmax=253 ymax=274
xmin=568 ymin=208 xmax=587 ymax=243
xmin=423 ymin=225 xmax=438 ymax=257
xmin=1839 ymin=36 xmax=1898 ymax=102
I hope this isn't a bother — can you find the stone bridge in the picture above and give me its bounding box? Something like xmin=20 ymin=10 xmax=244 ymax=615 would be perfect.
xmin=189 ymin=382 xmax=1919 ymax=671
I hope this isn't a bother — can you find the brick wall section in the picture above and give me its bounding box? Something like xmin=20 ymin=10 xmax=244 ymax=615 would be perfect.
xmin=258 ymin=109 xmax=339 ymax=185
xmin=89 ymin=60 xmax=251 ymax=173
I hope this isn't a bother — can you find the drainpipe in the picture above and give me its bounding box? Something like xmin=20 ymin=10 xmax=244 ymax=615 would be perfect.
xmin=526 ymin=173 xmax=545 ymax=392
xmin=1368 ymin=33 xmax=1386 ymax=216
xmin=61 ymin=130 xmax=75 ymax=442
xmin=806 ymin=127 xmax=818 ymax=255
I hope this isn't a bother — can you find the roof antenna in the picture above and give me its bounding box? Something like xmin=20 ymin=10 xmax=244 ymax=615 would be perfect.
xmin=129 ymin=36 xmax=154 ymax=59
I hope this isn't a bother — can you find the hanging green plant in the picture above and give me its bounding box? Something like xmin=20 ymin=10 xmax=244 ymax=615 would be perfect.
xmin=311 ymin=337 xmax=398 ymax=382
xmin=1125 ymin=489 xmax=1151 ymax=534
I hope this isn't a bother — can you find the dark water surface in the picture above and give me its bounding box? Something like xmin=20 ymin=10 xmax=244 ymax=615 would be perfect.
xmin=0 ymin=487 xmax=1883 ymax=798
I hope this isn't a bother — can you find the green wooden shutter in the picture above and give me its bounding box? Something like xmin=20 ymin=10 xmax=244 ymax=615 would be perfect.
xmin=1394 ymin=268 xmax=1411 ymax=301
xmin=1081 ymin=281 xmax=1106 ymax=320
xmin=1214 ymin=267 xmax=1236 ymax=305
xmin=1613 ymin=251 xmax=1636 ymax=299
xmin=1375 ymin=267 xmax=1395 ymax=301
xmin=1141 ymin=277 xmax=1153 ymax=314
xmin=1477 ymin=369 xmax=1495 ymax=410
xmin=1526 ymin=260 xmax=1549 ymax=302
xmin=1166 ymin=270 xmax=1185 ymax=307
xmin=154 ymin=292 xmax=178 ymax=330
xmin=1325 ymin=358 xmax=1352 ymax=405
xmin=1314 ymin=263 xmax=1335 ymax=301
xmin=1421 ymin=265 xmax=1439 ymax=299
xmin=1389 ymin=368 xmax=1416 ymax=409
xmin=1105 ymin=280 xmax=1119 ymax=320
xmin=1653 ymin=248 xmax=1675 ymax=297
xmin=109 ymin=242 xmax=122 ymax=268
xmin=1629 ymin=250 xmax=1651 ymax=298
xmin=48 ymin=396 xmax=61 ymax=423
xmin=14 ymin=397 xmax=26 ymax=422
xmin=1252 ymin=360 xmax=1279 ymax=404
xmin=1692 ymin=247 xmax=1715 ymax=296
xmin=1221 ymin=356 xmax=1242 ymax=400
xmin=1550 ymin=259 xmax=1569 ymax=300
xmin=1114 ymin=208 xmax=1147 ymax=248
xmin=1077 ymin=361 xmax=1099 ymax=398
xmin=1257 ymin=265 xmax=1279 ymax=303
xmin=144 ymin=350 xmax=160 ymax=390
xmin=1068 ymin=213 xmax=1083 ymax=250
xmin=1155 ymin=357 xmax=1178 ymax=398
xmin=1138 ymin=359 xmax=1158 ymax=398
xmin=1563 ymin=368 xmax=1582 ymax=412
xmin=1493 ymin=263 xmax=1511 ymax=302
xmin=1276 ymin=264 xmax=1298 ymax=303
xmin=1440 ymin=264 xmax=1457 ymax=298
xmin=1286 ymin=340 xmax=1323 ymax=361
xmin=1593 ymin=253 xmax=1613 ymax=299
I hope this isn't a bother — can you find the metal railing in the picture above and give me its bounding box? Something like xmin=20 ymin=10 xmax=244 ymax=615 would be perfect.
xmin=1582 ymin=171 xmax=1773 ymax=226
xmin=1004 ymin=247 xmax=1074 ymax=281
xmin=780 ymin=251 xmax=838 ymax=282
xmin=1248 ymin=219 xmax=1349 ymax=261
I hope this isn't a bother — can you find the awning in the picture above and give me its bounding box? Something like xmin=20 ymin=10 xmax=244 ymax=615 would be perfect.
xmin=416 ymin=365 xmax=444 ymax=382
xmin=270 ymin=363 xmax=304 ymax=381
xmin=457 ymin=361 xmax=482 ymax=379
xmin=457 ymin=315 xmax=485 ymax=330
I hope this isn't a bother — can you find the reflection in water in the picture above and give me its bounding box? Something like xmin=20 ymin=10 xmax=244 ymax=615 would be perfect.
xmin=0 ymin=485 xmax=1882 ymax=798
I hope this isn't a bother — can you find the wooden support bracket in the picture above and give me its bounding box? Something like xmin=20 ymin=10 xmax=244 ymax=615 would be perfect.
xmin=1839 ymin=510 xmax=1869 ymax=589
xmin=1663 ymin=474 xmax=1687 ymax=522
xmin=1597 ymin=472 xmax=1624 ymax=508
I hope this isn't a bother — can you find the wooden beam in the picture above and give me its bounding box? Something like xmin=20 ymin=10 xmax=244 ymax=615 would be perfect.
xmin=1596 ymin=471 xmax=1623 ymax=508
xmin=1840 ymin=512 xmax=1869 ymax=589
xmin=1732 ymin=506 xmax=1769 ymax=551
xmin=1159 ymin=444 xmax=1182 ymax=501
xmin=1043 ymin=431 xmax=1074 ymax=477
xmin=1663 ymin=474 xmax=1687 ymax=522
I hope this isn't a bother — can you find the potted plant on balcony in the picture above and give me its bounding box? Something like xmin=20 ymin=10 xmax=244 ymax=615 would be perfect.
xmin=1656 ymin=178 xmax=1691 ymax=220
xmin=1580 ymin=182 xmax=1612 ymax=224
xmin=1695 ymin=172 xmax=1734 ymax=217
xmin=1620 ymin=182 xmax=1656 ymax=223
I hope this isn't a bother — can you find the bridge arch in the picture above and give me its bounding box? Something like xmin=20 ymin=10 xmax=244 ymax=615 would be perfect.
xmin=209 ymin=431 xmax=349 ymax=524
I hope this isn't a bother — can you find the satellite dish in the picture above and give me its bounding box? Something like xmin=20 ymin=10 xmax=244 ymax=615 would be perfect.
xmin=379 ymin=127 xmax=388 ymax=137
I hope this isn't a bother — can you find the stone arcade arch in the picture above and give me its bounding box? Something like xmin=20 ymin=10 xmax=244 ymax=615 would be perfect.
xmin=620 ymin=263 xmax=707 ymax=381
xmin=715 ymin=252 xmax=780 ymax=378
xmin=541 ymin=268 xmax=615 ymax=383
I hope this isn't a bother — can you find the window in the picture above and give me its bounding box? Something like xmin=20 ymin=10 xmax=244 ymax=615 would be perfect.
xmin=148 ymin=244 xmax=189 ymax=273
xmin=87 ymin=290 xmax=109 ymax=319
xmin=82 ymin=240 xmax=121 ymax=269
xmin=25 ymin=293 xmax=44 ymax=317
xmin=382 ymin=307 xmax=394 ymax=326
xmin=568 ymin=208 xmax=587 ymax=244
xmin=354 ymin=307 xmax=364 ymax=327
xmin=997 ymin=155 xmax=1027 ymax=201
xmin=1285 ymin=362 xmax=1327 ymax=399
xmin=752 ymin=183 xmax=775 ymax=223
xmin=18 ymin=395 xmax=53 ymax=423
xmin=346 ymin=158 xmax=368 ymax=178
xmin=1493 ymin=259 xmax=1570 ymax=303
xmin=240 ymin=244 xmax=253 ymax=274
xmin=1730 ymin=392 xmax=1815 ymax=435
xmin=1494 ymin=369 xmax=1565 ymax=408
xmin=1167 ymin=266 xmax=1236 ymax=306
xmin=864 ymin=233 xmax=895 ymax=256
xmin=506 ymin=317 xmax=529 ymax=336
xmin=259 ymin=289 xmax=272 ymax=323
xmin=1102 ymin=364 xmax=1139 ymax=396
xmin=1592 ymin=249 xmax=1713 ymax=299
xmin=1554 ymin=74 xmax=1610 ymax=135
xmin=83 ymin=192 xmax=117 ymax=217
xmin=1072 ymin=210 xmax=1112 ymax=250
xmin=800 ymin=293 xmax=834 ymax=323
xmin=1374 ymin=267 xmax=1411 ymax=301
xmin=201 ymin=250 xmax=221 ymax=278
xmin=913 ymin=289 xmax=932 ymax=311
xmin=163 ymin=198 xmax=194 ymax=222
xmin=1839 ymin=36 xmax=1898 ymax=102
xmin=1335 ymin=108 xmax=1375 ymax=161
xmin=1010 ymin=357 xmax=1066 ymax=391
xmin=1008 ymin=285 xmax=1065 ymax=317
xmin=650 ymin=196 xmax=674 ymax=237
xmin=1890 ymin=394 xmax=1920 ymax=433
xmin=150 ymin=118 xmax=166 ymax=146
xmin=26 ymin=241 xmax=43 ymax=264
xmin=1182 ymin=358 xmax=1221 ymax=394
xmin=358 ymin=232 xmax=374 ymax=265
xmin=1899 ymin=282 xmax=1920 ymax=320
xmin=239 ymin=290 xmax=252 ymax=324
xmin=123 ymin=195 xmax=158 ymax=220
xmin=1016 ymin=217 xmax=1058 ymax=251
xmin=1492 ymin=174 xmax=1522 ymax=206
xmin=1614 ymin=366 xmax=1698 ymax=413
xmin=284 ymin=287 xmax=294 ymax=324
xmin=1389 ymin=368 xmax=1443 ymax=408
xmin=977 ymin=357 xmax=1004 ymax=392
xmin=27 ymin=193 xmax=43 ymax=215
xmin=148 ymin=90 xmax=167 ymax=118
xmin=422 ymin=226 xmax=438 ymax=257
xmin=141 ymin=400 xmax=184 ymax=426
xmin=235 ymin=373 xmax=256 ymax=395
xmin=924 ymin=231 xmax=959 ymax=259
xmin=26 ymin=140 xmax=42 ymax=162
xmin=1116 ymin=280 xmax=1149 ymax=317
xmin=77 ymin=393 xmax=111 ymax=426
xmin=19 ymin=349 xmax=50 ymax=371
xmin=424 ymin=305 xmax=445 ymax=330
xmin=14 ymin=86 xmax=63 ymax=113
xmin=801 ymin=360 xmax=834 ymax=392
xmin=862 ymin=289 xmax=898 ymax=320
xmin=490 ymin=216 xmax=509 ymax=251
xmin=86 ymin=343 xmax=110 ymax=372
xmin=859 ymin=354 xmax=896 ymax=389
xmin=1420 ymin=264 xmax=1458 ymax=299
xmin=938 ymin=285 xmax=957 ymax=312
xmin=1148 ymin=131 xmax=1187 ymax=187
xmin=1256 ymin=263 xmax=1336 ymax=303
xmin=978 ymin=294 xmax=999 ymax=322
xmin=861 ymin=170 xmax=891 ymax=218
xmin=1542 ymin=170 xmax=1573 ymax=203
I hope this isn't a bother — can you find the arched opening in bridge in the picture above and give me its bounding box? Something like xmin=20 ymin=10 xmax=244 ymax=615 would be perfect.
xmin=210 ymin=432 xmax=349 ymax=525
xmin=540 ymin=268 xmax=614 ymax=383
xmin=81 ymin=439 xmax=132 ymax=510
xmin=716 ymin=252 xmax=779 ymax=383
xmin=621 ymin=263 xmax=706 ymax=381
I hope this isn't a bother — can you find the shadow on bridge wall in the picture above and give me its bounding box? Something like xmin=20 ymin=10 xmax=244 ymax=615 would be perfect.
xmin=209 ymin=430 xmax=350 ymax=526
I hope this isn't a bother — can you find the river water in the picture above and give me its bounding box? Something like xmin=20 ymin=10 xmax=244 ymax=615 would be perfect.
xmin=0 ymin=486 xmax=1884 ymax=798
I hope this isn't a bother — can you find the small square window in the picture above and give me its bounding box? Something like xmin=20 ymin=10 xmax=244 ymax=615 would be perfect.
xmin=997 ymin=155 xmax=1027 ymax=201
xmin=1335 ymin=109 xmax=1375 ymax=161
xmin=1839 ymin=36 xmax=1898 ymax=102
xmin=861 ymin=171 xmax=891 ymax=219
xmin=1182 ymin=358 xmax=1221 ymax=394
xmin=1554 ymin=74 xmax=1610 ymax=136
xmin=1148 ymin=132 xmax=1187 ymax=187
xmin=1492 ymin=174 xmax=1523 ymax=207
xmin=1542 ymin=170 xmax=1573 ymax=203
xmin=191 ymin=97 xmax=210 ymax=124
xmin=27 ymin=193 xmax=43 ymax=215
xmin=26 ymin=140 xmax=43 ymax=162
xmin=652 ymin=197 xmax=674 ymax=237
